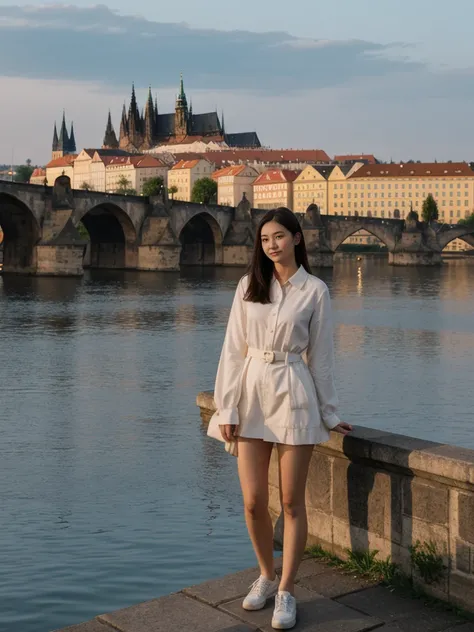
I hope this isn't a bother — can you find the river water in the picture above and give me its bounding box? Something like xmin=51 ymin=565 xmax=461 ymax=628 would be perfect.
xmin=1 ymin=258 xmax=473 ymax=632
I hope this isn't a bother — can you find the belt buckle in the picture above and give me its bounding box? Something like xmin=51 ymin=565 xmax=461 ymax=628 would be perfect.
xmin=263 ymin=351 xmax=275 ymax=363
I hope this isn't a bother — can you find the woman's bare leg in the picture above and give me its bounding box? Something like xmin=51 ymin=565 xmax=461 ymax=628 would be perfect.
xmin=238 ymin=437 xmax=275 ymax=579
xmin=277 ymin=443 xmax=314 ymax=594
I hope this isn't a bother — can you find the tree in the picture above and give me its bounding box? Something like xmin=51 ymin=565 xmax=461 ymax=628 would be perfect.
xmin=116 ymin=175 xmax=136 ymax=195
xmin=421 ymin=193 xmax=439 ymax=223
xmin=191 ymin=177 xmax=217 ymax=204
xmin=142 ymin=176 xmax=164 ymax=197
xmin=458 ymin=213 xmax=474 ymax=227
xmin=168 ymin=185 xmax=178 ymax=200
xmin=15 ymin=163 xmax=34 ymax=183
xmin=80 ymin=181 xmax=95 ymax=191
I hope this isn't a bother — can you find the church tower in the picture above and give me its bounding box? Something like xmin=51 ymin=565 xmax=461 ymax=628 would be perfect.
xmin=52 ymin=111 xmax=76 ymax=159
xmin=142 ymin=86 xmax=155 ymax=149
xmin=102 ymin=111 xmax=119 ymax=149
xmin=174 ymin=74 xmax=189 ymax=137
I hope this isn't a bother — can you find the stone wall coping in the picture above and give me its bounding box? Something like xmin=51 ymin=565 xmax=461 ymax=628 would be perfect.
xmin=197 ymin=391 xmax=474 ymax=488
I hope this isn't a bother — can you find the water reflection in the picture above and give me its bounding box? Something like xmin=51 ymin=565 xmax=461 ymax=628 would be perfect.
xmin=0 ymin=259 xmax=473 ymax=632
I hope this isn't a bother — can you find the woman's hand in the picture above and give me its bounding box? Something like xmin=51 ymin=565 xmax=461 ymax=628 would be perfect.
xmin=332 ymin=422 xmax=353 ymax=435
xmin=220 ymin=424 xmax=238 ymax=442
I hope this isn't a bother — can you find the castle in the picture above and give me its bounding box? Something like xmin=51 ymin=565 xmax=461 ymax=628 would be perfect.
xmin=103 ymin=76 xmax=261 ymax=153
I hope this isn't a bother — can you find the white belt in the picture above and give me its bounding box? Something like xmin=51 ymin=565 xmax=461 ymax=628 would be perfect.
xmin=247 ymin=347 xmax=302 ymax=365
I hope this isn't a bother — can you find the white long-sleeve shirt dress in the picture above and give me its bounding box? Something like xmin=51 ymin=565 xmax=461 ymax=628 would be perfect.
xmin=207 ymin=265 xmax=341 ymax=446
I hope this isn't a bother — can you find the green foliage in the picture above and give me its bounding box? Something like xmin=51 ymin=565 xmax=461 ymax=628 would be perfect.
xmin=407 ymin=208 xmax=419 ymax=222
xmin=116 ymin=175 xmax=136 ymax=195
xmin=15 ymin=164 xmax=34 ymax=183
xmin=80 ymin=181 xmax=95 ymax=191
xmin=191 ymin=177 xmax=217 ymax=204
xmin=421 ymin=193 xmax=439 ymax=223
xmin=458 ymin=212 xmax=474 ymax=227
xmin=168 ymin=185 xmax=178 ymax=199
xmin=410 ymin=540 xmax=445 ymax=585
xmin=142 ymin=176 xmax=164 ymax=197
xmin=77 ymin=222 xmax=90 ymax=241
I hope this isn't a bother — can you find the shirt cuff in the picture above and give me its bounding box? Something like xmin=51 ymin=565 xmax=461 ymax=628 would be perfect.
xmin=322 ymin=412 xmax=341 ymax=430
xmin=215 ymin=408 xmax=240 ymax=426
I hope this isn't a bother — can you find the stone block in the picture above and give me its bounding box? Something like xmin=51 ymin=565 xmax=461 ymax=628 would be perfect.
xmin=184 ymin=559 xmax=283 ymax=607
xmin=298 ymin=568 xmax=379 ymax=599
xmin=268 ymin=483 xmax=281 ymax=516
xmin=368 ymin=433 xmax=439 ymax=470
xmin=337 ymin=585 xmax=460 ymax=629
xmin=306 ymin=453 xmax=332 ymax=513
xmin=458 ymin=493 xmax=474 ymax=545
xmin=321 ymin=426 xmax=393 ymax=461
xmin=402 ymin=479 xmax=448 ymax=526
xmin=456 ymin=539 xmax=471 ymax=574
xmin=402 ymin=516 xmax=449 ymax=561
xmin=448 ymin=571 xmax=474 ymax=612
xmin=408 ymin=444 xmax=474 ymax=486
xmin=98 ymin=592 xmax=254 ymax=632
xmin=53 ymin=621 xmax=107 ymax=632
xmin=294 ymin=558 xmax=330 ymax=580
xmin=307 ymin=507 xmax=333 ymax=547
xmin=442 ymin=625 xmax=474 ymax=632
xmin=220 ymin=584 xmax=383 ymax=631
xmin=333 ymin=460 xmax=389 ymax=538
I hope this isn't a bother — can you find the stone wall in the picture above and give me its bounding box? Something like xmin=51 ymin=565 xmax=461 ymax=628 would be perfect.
xmin=196 ymin=390 xmax=474 ymax=612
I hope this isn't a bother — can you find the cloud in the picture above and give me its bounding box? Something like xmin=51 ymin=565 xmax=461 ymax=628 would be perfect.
xmin=0 ymin=4 xmax=422 ymax=93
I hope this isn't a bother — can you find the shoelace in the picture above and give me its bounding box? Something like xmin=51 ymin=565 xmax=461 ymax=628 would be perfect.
xmin=275 ymin=593 xmax=293 ymax=614
xmin=248 ymin=577 xmax=272 ymax=597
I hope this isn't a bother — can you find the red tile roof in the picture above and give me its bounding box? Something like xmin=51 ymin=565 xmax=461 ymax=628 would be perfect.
xmin=46 ymin=155 xmax=77 ymax=168
xmin=350 ymin=162 xmax=473 ymax=179
xmin=254 ymin=169 xmax=300 ymax=185
xmin=335 ymin=154 xmax=378 ymax=164
xmin=212 ymin=165 xmax=251 ymax=179
xmin=203 ymin=149 xmax=330 ymax=168
xmin=171 ymin=159 xmax=210 ymax=170
xmin=30 ymin=168 xmax=46 ymax=178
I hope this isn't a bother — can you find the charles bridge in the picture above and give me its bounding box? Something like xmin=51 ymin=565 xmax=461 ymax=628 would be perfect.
xmin=1 ymin=177 xmax=473 ymax=276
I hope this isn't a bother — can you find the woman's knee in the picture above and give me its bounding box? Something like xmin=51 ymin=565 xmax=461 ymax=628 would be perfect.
xmin=244 ymin=496 xmax=269 ymax=519
xmin=281 ymin=497 xmax=306 ymax=519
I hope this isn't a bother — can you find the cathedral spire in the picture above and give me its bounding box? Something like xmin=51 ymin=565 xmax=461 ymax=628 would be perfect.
xmin=103 ymin=110 xmax=119 ymax=149
xmin=52 ymin=122 xmax=59 ymax=151
xmin=221 ymin=110 xmax=225 ymax=136
xmin=69 ymin=122 xmax=76 ymax=153
xmin=58 ymin=110 xmax=69 ymax=148
xmin=144 ymin=86 xmax=155 ymax=147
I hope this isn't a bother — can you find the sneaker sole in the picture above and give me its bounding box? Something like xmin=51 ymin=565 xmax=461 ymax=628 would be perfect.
xmin=242 ymin=588 xmax=278 ymax=611
xmin=271 ymin=617 xmax=296 ymax=630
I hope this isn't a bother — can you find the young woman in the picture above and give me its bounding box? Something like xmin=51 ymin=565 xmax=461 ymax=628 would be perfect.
xmin=207 ymin=207 xmax=352 ymax=630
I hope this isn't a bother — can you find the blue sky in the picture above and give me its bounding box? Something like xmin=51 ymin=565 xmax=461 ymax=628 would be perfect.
xmin=0 ymin=1 xmax=473 ymax=164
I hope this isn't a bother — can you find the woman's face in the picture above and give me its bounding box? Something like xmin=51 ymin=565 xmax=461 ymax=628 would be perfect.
xmin=260 ymin=220 xmax=300 ymax=266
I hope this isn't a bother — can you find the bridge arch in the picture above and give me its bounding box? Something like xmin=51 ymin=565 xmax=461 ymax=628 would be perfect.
xmin=330 ymin=219 xmax=396 ymax=252
xmin=437 ymin=225 xmax=474 ymax=252
xmin=0 ymin=192 xmax=41 ymax=273
xmin=179 ymin=212 xmax=223 ymax=266
xmin=77 ymin=202 xmax=138 ymax=269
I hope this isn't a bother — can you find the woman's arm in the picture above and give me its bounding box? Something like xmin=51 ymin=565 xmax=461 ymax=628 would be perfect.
xmin=213 ymin=277 xmax=247 ymax=428
xmin=307 ymin=287 xmax=341 ymax=430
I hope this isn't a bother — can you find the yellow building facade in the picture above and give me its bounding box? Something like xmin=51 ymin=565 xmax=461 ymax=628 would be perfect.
xmin=213 ymin=165 xmax=258 ymax=206
xmin=293 ymin=165 xmax=332 ymax=213
xmin=253 ymin=169 xmax=298 ymax=210
xmin=168 ymin=159 xmax=214 ymax=202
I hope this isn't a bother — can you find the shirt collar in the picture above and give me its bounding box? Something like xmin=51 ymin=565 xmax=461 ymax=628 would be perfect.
xmin=272 ymin=265 xmax=308 ymax=290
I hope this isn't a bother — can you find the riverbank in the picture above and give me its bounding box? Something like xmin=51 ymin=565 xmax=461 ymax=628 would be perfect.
xmin=55 ymin=554 xmax=472 ymax=631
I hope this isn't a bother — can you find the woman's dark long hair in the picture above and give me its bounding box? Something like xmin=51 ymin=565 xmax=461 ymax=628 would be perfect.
xmin=244 ymin=207 xmax=311 ymax=304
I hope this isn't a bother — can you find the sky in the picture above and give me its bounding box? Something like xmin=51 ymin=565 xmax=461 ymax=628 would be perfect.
xmin=1 ymin=0 xmax=474 ymax=165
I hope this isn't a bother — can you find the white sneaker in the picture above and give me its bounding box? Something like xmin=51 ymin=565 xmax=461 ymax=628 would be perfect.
xmin=242 ymin=575 xmax=279 ymax=611
xmin=272 ymin=591 xmax=297 ymax=629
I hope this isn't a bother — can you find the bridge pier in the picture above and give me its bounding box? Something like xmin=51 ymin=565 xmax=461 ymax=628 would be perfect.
xmin=35 ymin=244 xmax=85 ymax=276
xmin=388 ymin=251 xmax=443 ymax=266
xmin=137 ymin=245 xmax=181 ymax=271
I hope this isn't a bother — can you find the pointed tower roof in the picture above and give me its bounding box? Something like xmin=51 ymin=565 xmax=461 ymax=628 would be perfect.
xmin=68 ymin=122 xmax=76 ymax=152
xmin=129 ymin=83 xmax=137 ymax=114
xmin=176 ymin=73 xmax=188 ymax=108
xmin=58 ymin=110 xmax=69 ymax=149
xmin=103 ymin=111 xmax=119 ymax=148
xmin=52 ymin=122 xmax=59 ymax=151
xmin=221 ymin=110 xmax=225 ymax=136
